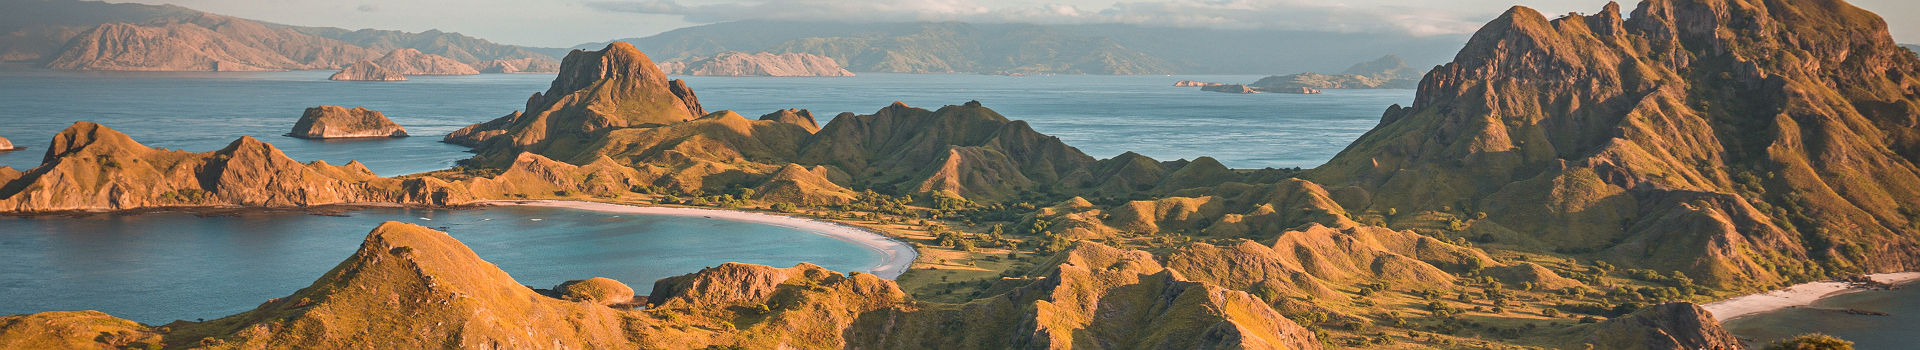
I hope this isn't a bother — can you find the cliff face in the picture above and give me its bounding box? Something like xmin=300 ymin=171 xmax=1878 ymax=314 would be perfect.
xmin=368 ymin=48 xmax=478 ymax=75
xmin=1305 ymin=0 xmax=1920 ymax=288
xmin=288 ymin=106 xmax=409 ymax=139
xmin=449 ymin=42 xmax=705 ymax=166
xmin=659 ymin=52 xmax=854 ymax=76
xmin=327 ymin=61 xmax=406 ymax=81
xmin=0 ymin=222 xmax=1322 ymax=349
xmin=46 ymin=13 xmax=378 ymax=71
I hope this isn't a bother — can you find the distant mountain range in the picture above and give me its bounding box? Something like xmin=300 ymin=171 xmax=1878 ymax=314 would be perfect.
xmin=584 ymin=21 xmax=1469 ymax=75
xmin=1906 ymin=43 xmax=1920 ymax=54
xmin=1 ymin=0 xmax=560 ymax=71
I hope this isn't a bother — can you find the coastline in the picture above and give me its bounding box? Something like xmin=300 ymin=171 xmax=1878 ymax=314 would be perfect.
xmin=1703 ymin=272 xmax=1920 ymax=321
xmin=478 ymin=200 xmax=918 ymax=280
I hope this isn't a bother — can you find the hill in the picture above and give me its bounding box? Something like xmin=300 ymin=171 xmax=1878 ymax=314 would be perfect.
xmin=6 ymin=0 xmax=555 ymax=71
xmin=1305 ymin=0 xmax=1920 ymax=288
xmin=658 ymin=52 xmax=853 ymax=76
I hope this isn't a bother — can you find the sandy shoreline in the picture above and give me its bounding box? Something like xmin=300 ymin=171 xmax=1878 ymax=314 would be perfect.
xmin=478 ymin=200 xmax=917 ymax=280
xmin=1703 ymin=272 xmax=1920 ymax=321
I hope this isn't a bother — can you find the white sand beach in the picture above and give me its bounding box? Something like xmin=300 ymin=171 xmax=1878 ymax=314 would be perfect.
xmin=1703 ymin=272 xmax=1920 ymax=321
xmin=480 ymin=200 xmax=918 ymax=279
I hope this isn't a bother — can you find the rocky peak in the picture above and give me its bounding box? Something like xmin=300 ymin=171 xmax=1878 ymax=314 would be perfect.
xmin=453 ymin=42 xmax=707 ymax=166
xmin=42 ymin=121 xmax=143 ymax=164
xmin=759 ymin=109 xmax=821 ymax=133
xmin=537 ymin=42 xmax=678 ymax=110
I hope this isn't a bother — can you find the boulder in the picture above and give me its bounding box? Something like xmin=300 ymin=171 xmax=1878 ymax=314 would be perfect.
xmin=328 ymin=61 xmax=407 ymax=81
xmin=289 ymin=106 xmax=409 ymax=139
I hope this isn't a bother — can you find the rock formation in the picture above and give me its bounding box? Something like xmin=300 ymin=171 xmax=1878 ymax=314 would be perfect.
xmin=327 ymin=61 xmax=406 ymax=81
xmin=447 ymin=42 xmax=705 ymax=166
xmin=0 ymin=137 xmax=17 ymax=151
xmin=659 ymin=52 xmax=854 ymax=76
xmin=0 ymin=222 xmax=1324 ymax=349
xmin=1574 ymin=303 xmax=1744 ymax=350
xmin=368 ymin=48 xmax=478 ymax=75
xmin=1305 ymin=0 xmax=1920 ymax=288
xmin=474 ymin=57 xmax=560 ymax=73
xmin=288 ymin=106 xmax=409 ymax=139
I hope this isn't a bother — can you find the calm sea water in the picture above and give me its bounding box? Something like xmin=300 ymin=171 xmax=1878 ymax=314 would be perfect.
xmin=0 ymin=70 xmax=1408 ymax=174
xmin=1723 ymin=283 xmax=1920 ymax=348
xmin=0 ymin=206 xmax=885 ymax=324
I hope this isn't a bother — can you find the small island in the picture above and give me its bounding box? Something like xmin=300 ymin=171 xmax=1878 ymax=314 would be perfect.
xmin=329 ymin=61 xmax=407 ymax=81
xmin=0 ymin=136 xmax=20 ymax=151
xmin=288 ymin=106 xmax=409 ymax=139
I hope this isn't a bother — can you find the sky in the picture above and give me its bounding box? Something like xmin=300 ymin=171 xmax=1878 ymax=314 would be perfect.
xmin=117 ymin=0 xmax=1920 ymax=48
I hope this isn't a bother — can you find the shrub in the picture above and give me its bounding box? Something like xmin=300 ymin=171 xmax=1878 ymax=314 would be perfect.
xmin=1765 ymin=333 xmax=1852 ymax=350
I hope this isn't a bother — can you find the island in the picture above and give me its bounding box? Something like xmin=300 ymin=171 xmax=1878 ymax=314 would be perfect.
xmin=658 ymin=52 xmax=855 ymax=77
xmin=288 ymin=105 xmax=409 ymax=139
xmin=328 ymin=61 xmax=407 ymax=81
xmin=0 ymin=136 xmax=18 ymax=151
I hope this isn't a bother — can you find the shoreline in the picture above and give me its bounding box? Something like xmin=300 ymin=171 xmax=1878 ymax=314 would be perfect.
xmin=478 ymin=200 xmax=918 ymax=280
xmin=1702 ymin=272 xmax=1920 ymax=321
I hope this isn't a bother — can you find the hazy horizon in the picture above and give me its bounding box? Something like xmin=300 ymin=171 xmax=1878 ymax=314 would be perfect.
xmin=114 ymin=0 xmax=1920 ymax=48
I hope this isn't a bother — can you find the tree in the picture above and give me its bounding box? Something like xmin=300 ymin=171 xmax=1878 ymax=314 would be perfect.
xmin=1765 ymin=333 xmax=1853 ymax=350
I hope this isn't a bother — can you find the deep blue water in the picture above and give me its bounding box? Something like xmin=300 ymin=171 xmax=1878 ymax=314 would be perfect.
xmin=0 ymin=71 xmax=1409 ymax=174
xmin=0 ymin=206 xmax=884 ymax=324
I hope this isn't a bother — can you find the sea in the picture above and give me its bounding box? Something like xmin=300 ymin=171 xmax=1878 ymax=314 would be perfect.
xmin=1721 ymin=283 xmax=1920 ymax=348
xmin=0 ymin=70 xmax=1409 ymax=324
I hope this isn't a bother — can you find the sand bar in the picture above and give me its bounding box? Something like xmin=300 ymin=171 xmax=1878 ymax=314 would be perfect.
xmin=1703 ymin=272 xmax=1920 ymax=321
xmin=479 ymin=200 xmax=917 ymax=279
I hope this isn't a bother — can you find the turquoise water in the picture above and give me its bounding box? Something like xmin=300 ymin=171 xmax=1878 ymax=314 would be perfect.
xmin=1722 ymin=283 xmax=1920 ymax=348
xmin=0 ymin=71 xmax=1409 ymax=173
xmin=0 ymin=206 xmax=885 ymax=324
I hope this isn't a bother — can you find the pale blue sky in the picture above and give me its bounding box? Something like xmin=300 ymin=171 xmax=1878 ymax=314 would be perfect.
xmin=119 ymin=0 xmax=1919 ymax=47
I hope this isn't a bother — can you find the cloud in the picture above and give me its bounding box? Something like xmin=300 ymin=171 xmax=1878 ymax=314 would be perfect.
xmin=582 ymin=0 xmax=1541 ymax=36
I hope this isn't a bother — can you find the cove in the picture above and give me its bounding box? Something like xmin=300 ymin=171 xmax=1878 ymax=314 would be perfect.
xmin=0 ymin=205 xmax=889 ymax=324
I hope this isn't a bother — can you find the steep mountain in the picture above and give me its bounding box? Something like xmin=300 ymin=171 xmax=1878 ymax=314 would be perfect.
xmin=658 ymin=51 xmax=853 ymax=76
xmin=448 ymin=42 xmax=706 ymax=166
xmin=10 ymin=0 xmax=553 ymax=70
xmin=46 ymin=13 xmax=378 ymax=71
xmin=367 ymin=48 xmax=478 ymax=75
xmin=1305 ymin=0 xmax=1920 ymax=288
xmin=0 ymin=222 xmax=1325 ymax=348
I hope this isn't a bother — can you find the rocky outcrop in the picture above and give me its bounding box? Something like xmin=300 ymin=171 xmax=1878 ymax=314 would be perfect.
xmin=1174 ymin=80 xmax=1225 ymax=87
xmin=327 ymin=61 xmax=406 ymax=81
xmin=659 ymin=52 xmax=854 ymax=76
xmin=369 ymin=48 xmax=477 ymax=75
xmin=0 ymin=137 xmax=17 ymax=151
xmin=1305 ymin=0 xmax=1920 ymax=288
xmin=448 ymin=42 xmax=706 ymax=166
xmin=1202 ymin=84 xmax=1259 ymax=94
xmin=474 ymin=57 xmax=560 ymax=73
xmin=1575 ymin=303 xmax=1744 ymax=350
xmin=288 ymin=106 xmax=408 ymax=139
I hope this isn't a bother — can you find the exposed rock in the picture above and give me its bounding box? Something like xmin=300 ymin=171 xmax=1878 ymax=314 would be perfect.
xmin=473 ymin=57 xmax=559 ymax=73
xmin=327 ymin=61 xmax=406 ymax=81
xmin=1304 ymin=0 xmax=1920 ymax=287
xmin=1575 ymin=302 xmax=1744 ymax=350
xmin=289 ymin=106 xmax=408 ymax=139
xmin=369 ymin=48 xmax=477 ymax=75
xmin=554 ymin=277 xmax=635 ymax=306
xmin=1201 ymin=84 xmax=1259 ymax=94
xmin=0 ymin=137 xmax=17 ymax=151
xmin=659 ymin=52 xmax=854 ymax=76
xmin=1174 ymin=80 xmax=1225 ymax=87
xmin=448 ymin=42 xmax=705 ymax=166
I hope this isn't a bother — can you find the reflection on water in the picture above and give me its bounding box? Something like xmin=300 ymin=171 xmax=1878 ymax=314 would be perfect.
xmin=0 ymin=206 xmax=884 ymax=323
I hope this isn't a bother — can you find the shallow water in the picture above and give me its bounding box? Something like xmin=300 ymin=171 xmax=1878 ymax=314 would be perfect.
xmin=1722 ymin=283 xmax=1920 ymax=348
xmin=0 ymin=71 xmax=1409 ymax=174
xmin=0 ymin=206 xmax=885 ymax=324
